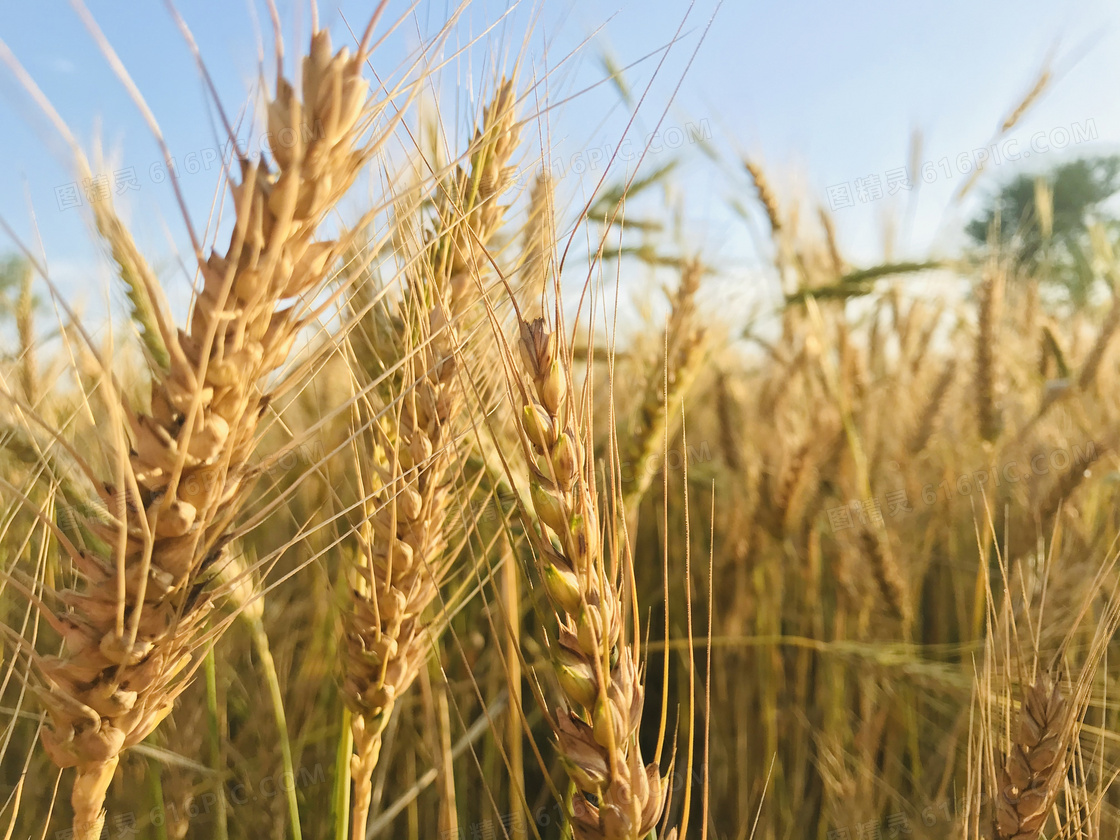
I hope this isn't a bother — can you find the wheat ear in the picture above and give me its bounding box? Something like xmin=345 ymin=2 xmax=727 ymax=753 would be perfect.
xmin=907 ymin=361 xmax=956 ymax=456
xmin=976 ymin=264 xmax=1004 ymax=442
xmin=858 ymin=526 xmax=909 ymax=626
xmin=995 ymin=677 xmax=1069 ymax=840
xmin=714 ymin=371 xmax=742 ymax=472
xmin=16 ymin=260 xmax=36 ymax=406
xmin=517 ymin=170 xmax=556 ymax=319
xmin=744 ymin=159 xmax=781 ymax=234
xmin=621 ymin=258 xmax=706 ymax=513
xmin=341 ymin=79 xmax=519 ymax=840
xmin=34 ymin=29 xmax=373 ymax=838
xmin=512 ymin=317 xmax=665 ymax=840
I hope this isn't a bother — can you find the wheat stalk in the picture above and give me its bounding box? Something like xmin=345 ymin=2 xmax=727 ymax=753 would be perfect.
xmin=341 ymin=78 xmax=519 ymax=840
xmin=29 ymin=26 xmax=377 ymax=838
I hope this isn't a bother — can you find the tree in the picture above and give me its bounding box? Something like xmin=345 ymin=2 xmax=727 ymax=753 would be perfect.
xmin=0 ymin=254 xmax=26 ymax=320
xmin=966 ymin=155 xmax=1120 ymax=306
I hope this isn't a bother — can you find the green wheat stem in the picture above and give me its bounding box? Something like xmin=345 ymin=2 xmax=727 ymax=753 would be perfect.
xmin=335 ymin=706 xmax=353 ymax=840
xmin=249 ymin=614 xmax=303 ymax=840
xmin=147 ymin=756 xmax=169 ymax=840
xmin=204 ymin=649 xmax=230 ymax=840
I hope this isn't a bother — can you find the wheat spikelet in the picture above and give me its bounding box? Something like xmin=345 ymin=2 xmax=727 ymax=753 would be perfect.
xmin=714 ymin=371 xmax=742 ymax=472
xmin=31 ymin=28 xmax=375 ymax=838
xmin=760 ymin=437 xmax=813 ymax=538
xmin=995 ymin=677 xmax=1068 ymax=840
xmin=745 ymin=159 xmax=781 ymax=233
xmin=1038 ymin=323 xmax=1069 ymax=379
xmin=436 ymin=79 xmax=521 ymax=317
xmin=341 ymin=79 xmax=519 ymax=840
xmin=906 ymin=300 xmax=944 ymax=377
xmin=908 ymin=361 xmax=956 ymax=455
xmin=1000 ymin=67 xmax=1052 ymax=134
xmin=16 ymin=260 xmax=36 ymax=406
xmin=511 ymin=316 xmax=664 ymax=840
xmin=1038 ymin=440 xmax=1107 ymax=527
xmin=86 ymin=184 xmax=172 ymax=373
xmin=621 ymin=258 xmax=706 ymax=512
xmin=518 ymin=170 xmax=556 ymax=319
xmin=1076 ymin=295 xmax=1120 ymax=392
xmin=976 ymin=264 xmax=1004 ymax=442
xmin=857 ymin=526 xmax=909 ymax=625
xmin=955 ymin=65 xmax=1052 ymax=202
xmin=866 ymin=302 xmax=884 ymax=379
xmin=818 ymin=206 xmax=845 ymax=278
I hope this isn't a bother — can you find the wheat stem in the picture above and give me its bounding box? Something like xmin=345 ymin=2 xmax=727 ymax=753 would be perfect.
xmin=203 ymin=648 xmax=230 ymax=840
xmin=249 ymin=614 xmax=302 ymax=840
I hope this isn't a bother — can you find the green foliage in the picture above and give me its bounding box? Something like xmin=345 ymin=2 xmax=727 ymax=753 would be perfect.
xmin=0 ymin=254 xmax=27 ymax=323
xmin=966 ymin=155 xmax=1120 ymax=305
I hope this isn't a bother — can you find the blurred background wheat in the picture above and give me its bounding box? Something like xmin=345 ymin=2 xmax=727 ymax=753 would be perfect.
xmin=3 ymin=2 xmax=1120 ymax=840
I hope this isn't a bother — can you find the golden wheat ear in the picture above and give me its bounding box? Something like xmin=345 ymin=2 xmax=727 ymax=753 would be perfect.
xmin=994 ymin=676 xmax=1069 ymax=840
xmin=339 ymin=77 xmax=520 ymax=840
xmin=620 ymin=257 xmax=707 ymax=516
xmin=14 ymin=19 xmax=392 ymax=837
xmin=483 ymin=310 xmax=665 ymax=840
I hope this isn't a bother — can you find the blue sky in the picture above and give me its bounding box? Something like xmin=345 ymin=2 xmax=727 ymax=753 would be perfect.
xmin=1 ymin=0 xmax=1118 ymax=322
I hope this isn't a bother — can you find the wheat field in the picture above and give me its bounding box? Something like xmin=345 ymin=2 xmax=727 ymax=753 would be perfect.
xmin=2 ymin=3 xmax=1120 ymax=840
